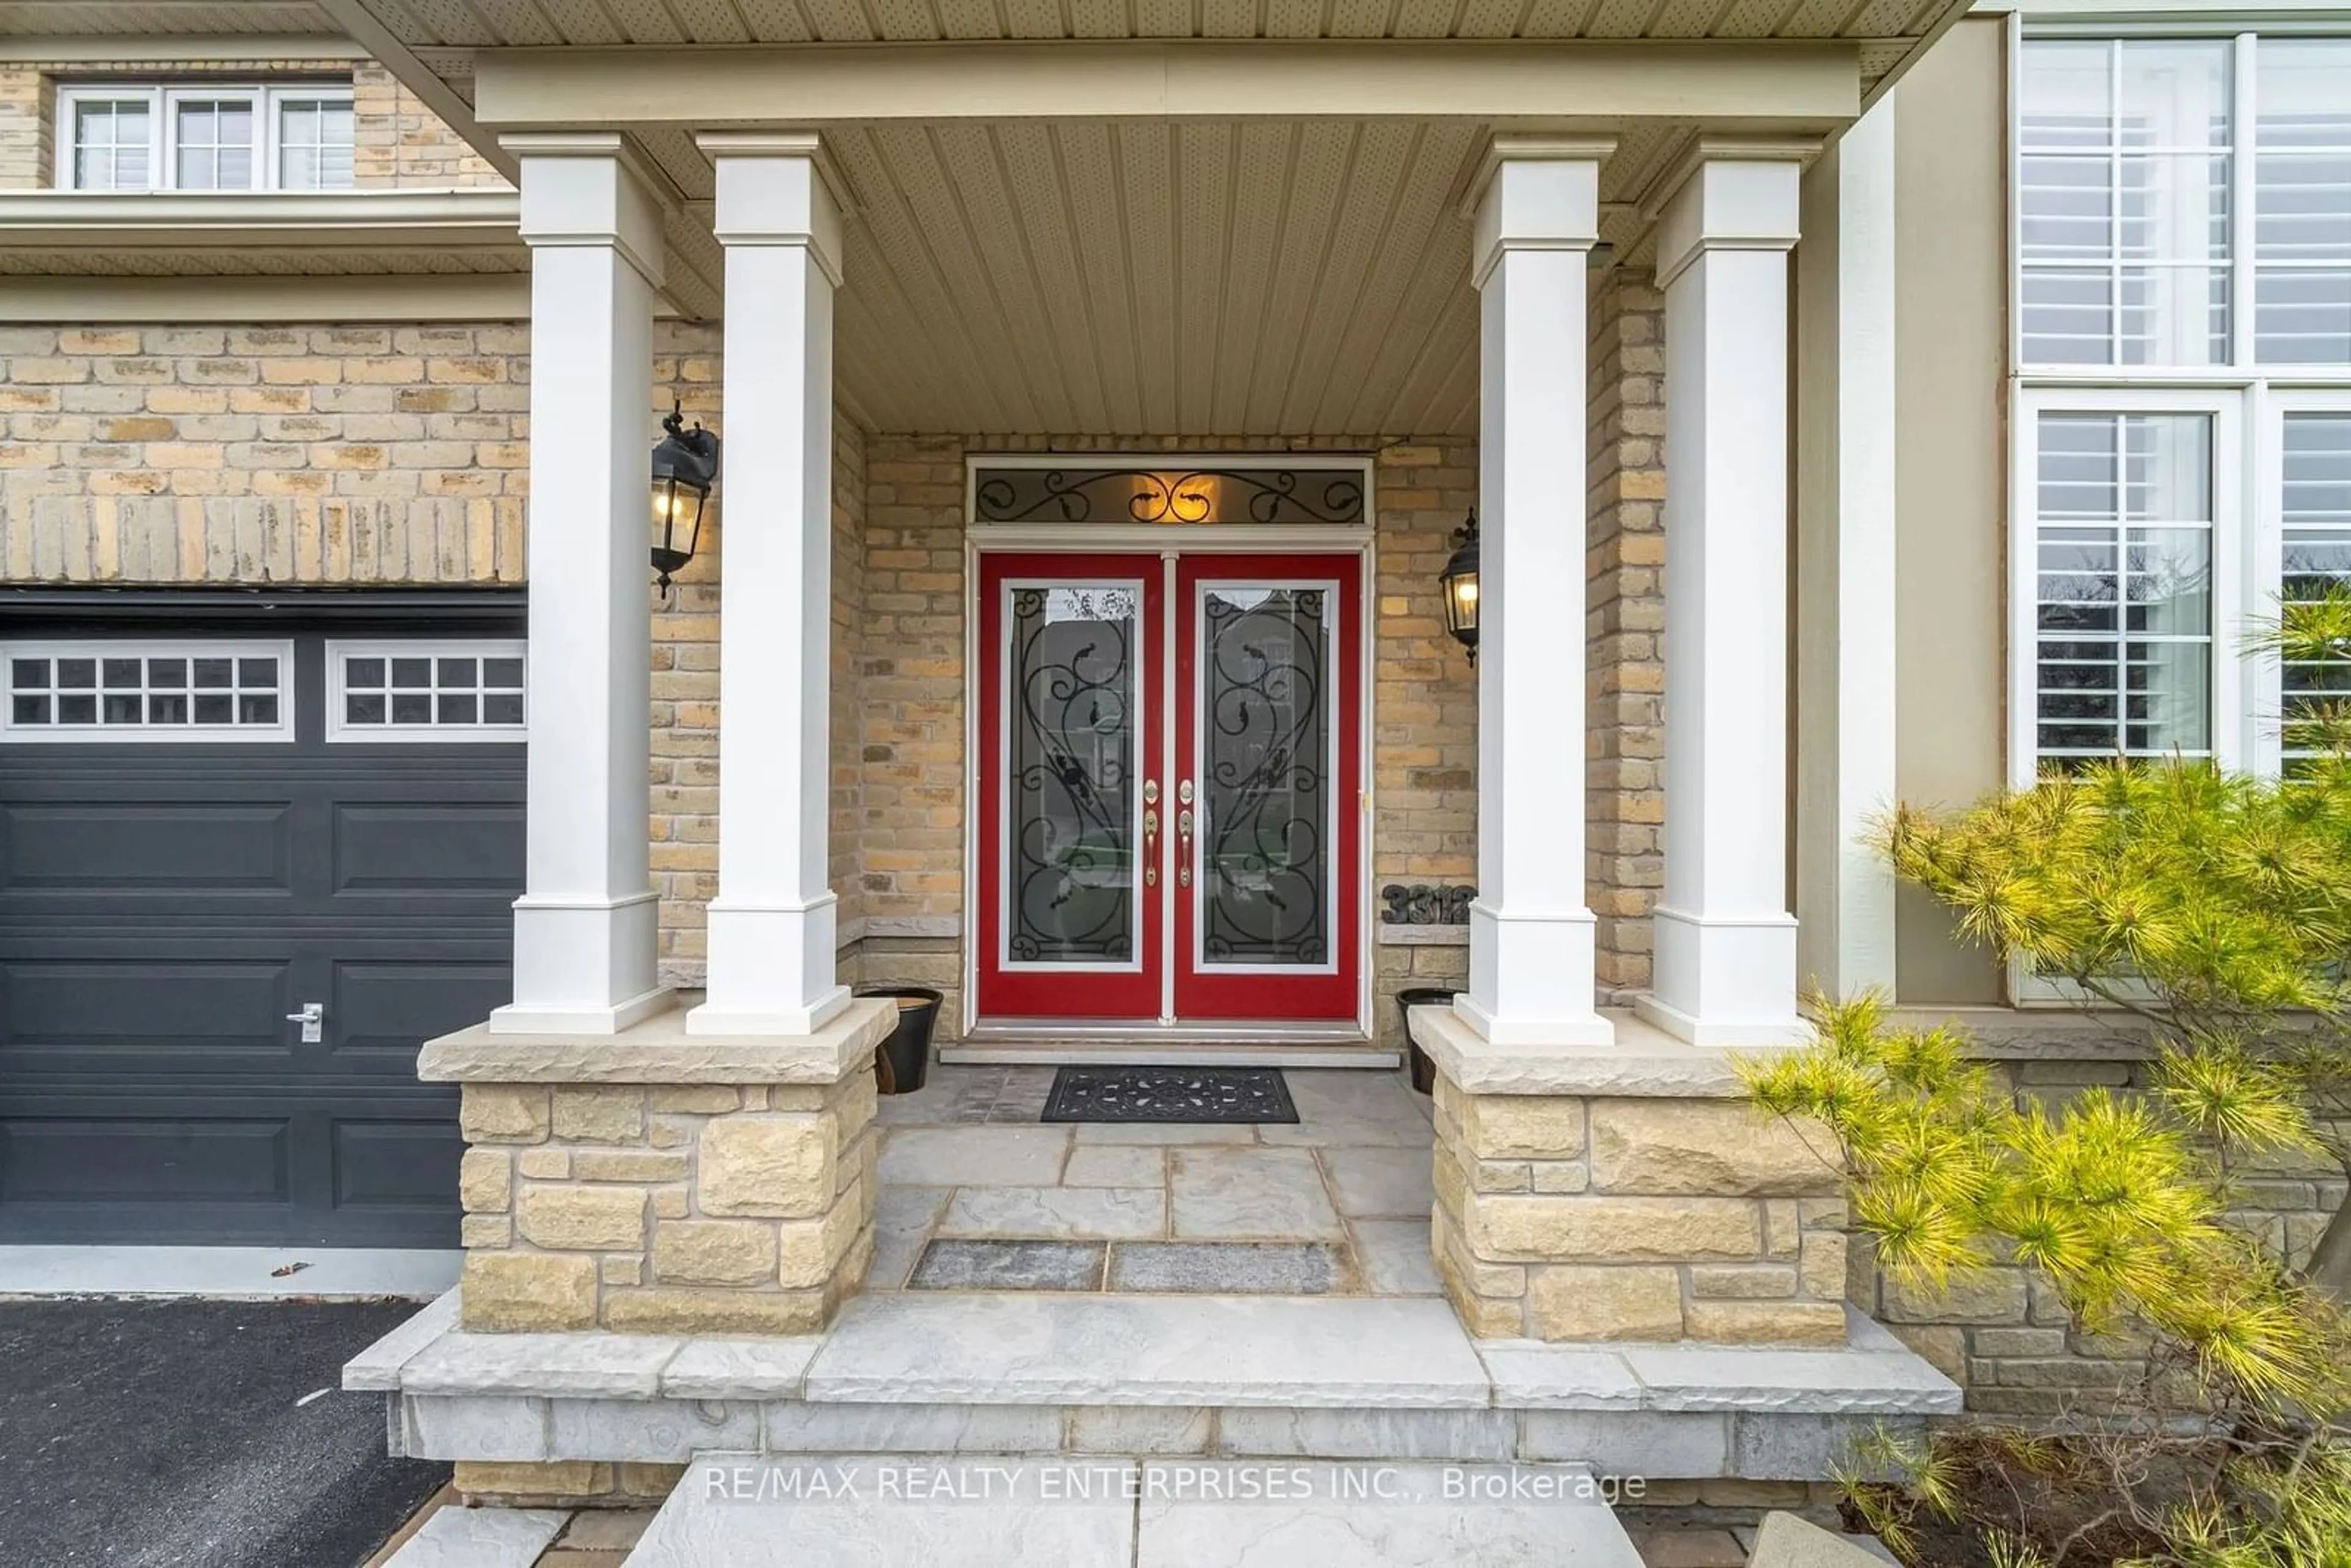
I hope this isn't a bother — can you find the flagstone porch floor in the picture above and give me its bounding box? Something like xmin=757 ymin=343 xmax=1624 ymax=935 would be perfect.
xmin=869 ymin=1065 xmax=1440 ymax=1299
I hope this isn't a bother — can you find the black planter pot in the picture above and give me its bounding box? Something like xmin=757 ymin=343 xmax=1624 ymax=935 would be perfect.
xmin=1393 ymin=986 xmax=1460 ymax=1097
xmin=855 ymin=986 xmax=943 ymax=1095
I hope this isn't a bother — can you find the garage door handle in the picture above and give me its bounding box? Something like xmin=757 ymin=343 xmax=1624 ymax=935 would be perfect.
xmin=286 ymin=1002 xmax=324 ymax=1044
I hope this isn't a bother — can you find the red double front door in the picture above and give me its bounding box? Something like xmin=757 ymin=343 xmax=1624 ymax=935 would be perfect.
xmin=976 ymin=550 xmax=1362 ymax=1023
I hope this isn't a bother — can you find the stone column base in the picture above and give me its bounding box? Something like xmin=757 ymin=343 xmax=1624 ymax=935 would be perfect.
xmin=421 ymin=994 xmax=895 ymax=1337
xmin=1414 ymin=1005 xmax=1848 ymax=1345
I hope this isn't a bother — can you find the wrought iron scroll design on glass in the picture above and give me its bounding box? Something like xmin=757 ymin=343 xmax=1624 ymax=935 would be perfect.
xmin=1199 ymin=587 xmax=1332 ymax=967
xmin=1006 ymin=585 xmax=1140 ymax=964
xmin=974 ymin=467 xmax=1366 ymax=527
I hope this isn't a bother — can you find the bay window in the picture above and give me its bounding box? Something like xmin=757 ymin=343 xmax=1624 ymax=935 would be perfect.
xmin=2015 ymin=31 xmax=2351 ymax=783
xmin=56 ymin=84 xmax=355 ymax=192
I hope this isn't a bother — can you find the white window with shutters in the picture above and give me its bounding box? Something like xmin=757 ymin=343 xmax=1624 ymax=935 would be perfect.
xmin=2014 ymin=29 xmax=2351 ymax=784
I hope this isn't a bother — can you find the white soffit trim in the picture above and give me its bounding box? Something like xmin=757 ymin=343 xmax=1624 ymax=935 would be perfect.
xmin=0 ymin=189 xmax=522 ymax=251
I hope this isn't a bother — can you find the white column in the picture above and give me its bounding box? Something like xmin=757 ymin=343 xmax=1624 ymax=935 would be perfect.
xmin=1455 ymin=138 xmax=1615 ymax=1049
xmin=686 ymin=133 xmax=850 ymax=1037
xmin=491 ymin=133 xmax=667 ymax=1035
xmin=1635 ymin=146 xmax=1812 ymax=1047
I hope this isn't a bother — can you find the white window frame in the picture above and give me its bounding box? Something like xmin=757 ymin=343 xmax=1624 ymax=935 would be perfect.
xmin=0 ymin=639 xmax=295 ymax=744
xmin=2009 ymin=386 xmax=2251 ymax=789
xmin=2008 ymin=21 xmax=2351 ymax=1004
xmin=325 ymin=639 xmax=527 ymax=743
xmin=53 ymin=83 xmax=355 ymax=193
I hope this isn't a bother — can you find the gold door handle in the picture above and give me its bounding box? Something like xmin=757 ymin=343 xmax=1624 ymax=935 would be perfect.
xmin=1143 ymin=806 xmax=1158 ymax=887
xmin=1177 ymin=806 xmax=1193 ymax=888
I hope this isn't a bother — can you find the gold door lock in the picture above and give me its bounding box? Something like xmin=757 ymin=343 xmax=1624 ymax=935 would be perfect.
xmin=1177 ymin=806 xmax=1193 ymax=888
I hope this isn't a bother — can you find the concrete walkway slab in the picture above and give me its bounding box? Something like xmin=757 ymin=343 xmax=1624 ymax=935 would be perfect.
xmin=624 ymin=1455 xmax=1134 ymax=1566
xmin=1134 ymin=1461 xmax=1644 ymax=1567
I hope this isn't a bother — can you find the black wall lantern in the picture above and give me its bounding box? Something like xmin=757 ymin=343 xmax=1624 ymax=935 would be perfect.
xmin=650 ymin=401 xmax=720 ymax=591
xmin=1439 ymin=508 xmax=1480 ymax=661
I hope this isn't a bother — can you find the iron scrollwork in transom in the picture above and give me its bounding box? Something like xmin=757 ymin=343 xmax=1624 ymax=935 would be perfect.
xmin=973 ymin=467 xmax=1366 ymax=527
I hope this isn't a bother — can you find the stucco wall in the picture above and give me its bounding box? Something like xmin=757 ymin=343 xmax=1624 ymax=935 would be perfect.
xmin=1892 ymin=14 xmax=2010 ymax=1005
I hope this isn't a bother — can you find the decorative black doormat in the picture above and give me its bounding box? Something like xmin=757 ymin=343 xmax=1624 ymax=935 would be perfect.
xmin=1041 ymin=1065 xmax=1299 ymax=1124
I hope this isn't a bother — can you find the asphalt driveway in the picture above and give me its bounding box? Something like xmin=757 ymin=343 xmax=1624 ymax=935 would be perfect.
xmin=0 ymin=1298 xmax=449 ymax=1567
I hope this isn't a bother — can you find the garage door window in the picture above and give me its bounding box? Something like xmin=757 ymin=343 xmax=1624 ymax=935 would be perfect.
xmin=328 ymin=640 xmax=525 ymax=740
xmin=1 ymin=642 xmax=292 ymax=741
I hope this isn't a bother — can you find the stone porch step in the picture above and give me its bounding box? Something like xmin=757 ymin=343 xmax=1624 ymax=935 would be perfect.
xmin=352 ymin=1292 xmax=1960 ymax=1484
xmin=621 ymin=1455 xmax=1648 ymax=1566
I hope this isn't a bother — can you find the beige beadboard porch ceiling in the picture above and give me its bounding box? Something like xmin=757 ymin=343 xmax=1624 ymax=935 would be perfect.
xmin=825 ymin=119 xmax=1499 ymax=435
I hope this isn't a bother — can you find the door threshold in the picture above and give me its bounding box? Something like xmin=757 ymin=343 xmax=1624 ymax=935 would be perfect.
xmin=947 ymin=1019 xmax=1395 ymax=1069
xmin=941 ymin=1040 xmax=1401 ymax=1068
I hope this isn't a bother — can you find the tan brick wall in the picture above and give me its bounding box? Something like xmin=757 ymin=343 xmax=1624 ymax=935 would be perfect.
xmin=0 ymin=56 xmax=503 ymax=192
xmin=1371 ymin=441 xmax=1478 ymax=1048
xmin=1586 ymin=274 xmax=1668 ymax=997
xmin=646 ymin=323 xmax=722 ymax=982
xmin=352 ymin=61 xmax=507 ymax=189
xmin=0 ymin=66 xmax=49 ymax=189
xmin=830 ymin=416 xmax=869 ymax=939
xmin=0 ymin=322 xmax=530 ymax=580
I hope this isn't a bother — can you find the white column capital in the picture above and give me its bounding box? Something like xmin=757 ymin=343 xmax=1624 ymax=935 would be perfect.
xmin=1469 ymin=136 xmax=1611 ymax=290
xmin=506 ymin=131 xmax=670 ymax=290
xmin=1648 ymin=139 xmax=1812 ymax=289
xmin=696 ymin=130 xmax=847 ymax=285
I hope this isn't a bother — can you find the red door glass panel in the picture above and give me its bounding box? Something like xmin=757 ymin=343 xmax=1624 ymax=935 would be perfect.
xmin=1171 ymin=553 xmax=1362 ymax=1021
xmin=974 ymin=553 xmax=1164 ymax=1019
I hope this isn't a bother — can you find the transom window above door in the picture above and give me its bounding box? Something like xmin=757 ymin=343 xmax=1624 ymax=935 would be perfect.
xmin=56 ymin=84 xmax=356 ymax=192
xmin=971 ymin=464 xmax=1367 ymax=527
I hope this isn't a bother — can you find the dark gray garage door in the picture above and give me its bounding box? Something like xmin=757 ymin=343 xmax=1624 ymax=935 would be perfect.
xmin=0 ymin=593 xmax=525 ymax=1248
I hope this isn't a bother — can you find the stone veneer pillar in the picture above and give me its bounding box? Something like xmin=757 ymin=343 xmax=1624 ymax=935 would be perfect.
xmin=429 ymin=1001 xmax=894 ymax=1335
xmin=1414 ymin=1007 xmax=1848 ymax=1345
